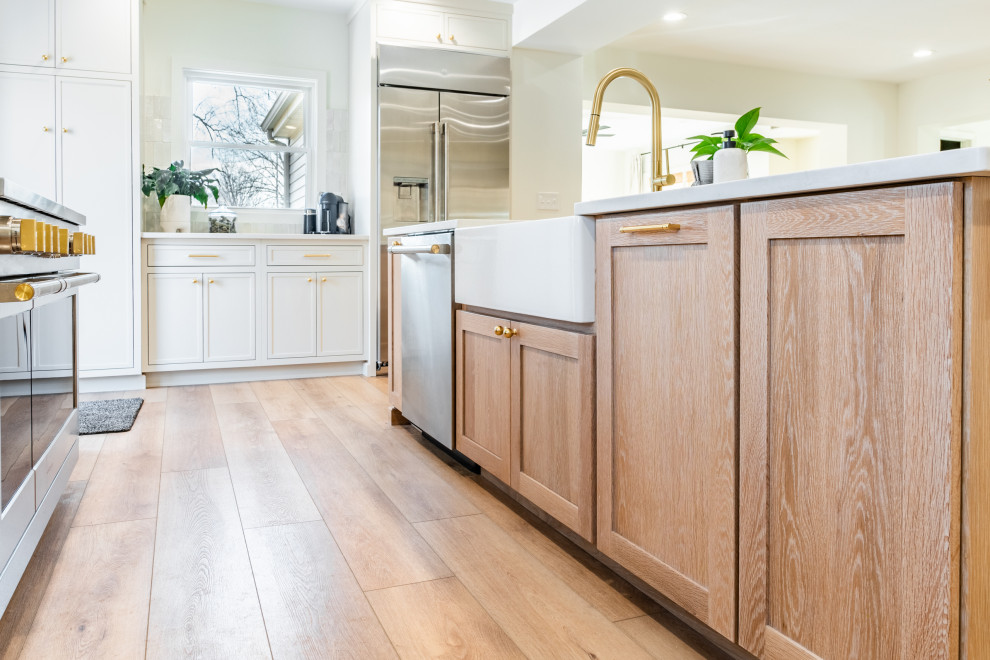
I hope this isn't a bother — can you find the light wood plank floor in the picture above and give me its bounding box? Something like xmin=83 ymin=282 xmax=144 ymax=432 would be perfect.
xmin=0 ymin=377 xmax=730 ymax=659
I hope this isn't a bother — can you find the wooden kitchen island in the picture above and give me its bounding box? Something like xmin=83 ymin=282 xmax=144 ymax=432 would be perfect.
xmin=576 ymin=148 xmax=990 ymax=660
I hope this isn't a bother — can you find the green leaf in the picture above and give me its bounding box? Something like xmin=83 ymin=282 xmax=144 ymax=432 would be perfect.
xmin=193 ymin=190 xmax=209 ymax=208
xmin=209 ymin=185 xmax=220 ymax=202
xmin=748 ymin=141 xmax=788 ymax=158
xmin=735 ymin=107 xmax=761 ymax=140
xmin=157 ymin=194 xmax=167 ymax=208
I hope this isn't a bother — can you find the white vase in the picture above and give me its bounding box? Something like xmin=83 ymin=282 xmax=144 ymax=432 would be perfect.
xmin=159 ymin=196 xmax=191 ymax=233
xmin=713 ymin=147 xmax=749 ymax=183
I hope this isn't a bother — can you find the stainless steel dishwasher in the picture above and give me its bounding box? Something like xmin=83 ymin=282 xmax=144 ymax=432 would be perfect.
xmin=388 ymin=230 xmax=455 ymax=449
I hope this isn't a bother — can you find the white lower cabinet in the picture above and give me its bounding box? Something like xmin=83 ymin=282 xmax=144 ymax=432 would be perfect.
xmin=269 ymin=273 xmax=317 ymax=359
xmin=148 ymin=273 xmax=204 ymax=365
xmin=318 ymin=272 xmax=364 ymax=357
xmin=206 ymin=273 xmax=255 ymax=362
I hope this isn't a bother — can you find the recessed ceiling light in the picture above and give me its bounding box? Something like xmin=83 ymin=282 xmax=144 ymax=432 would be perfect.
xmin=914 ymin=48 xmax=934 ymax=58
xmin=663 ymin=11 xmax=687 ymax=22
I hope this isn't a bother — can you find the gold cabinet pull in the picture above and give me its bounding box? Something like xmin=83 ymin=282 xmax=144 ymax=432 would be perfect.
xmin=321 ymin=277 xmax=327 ymax=282
xmin=503 ymin=328 xmax=518 ymax=338
xmin=62 ymin=127 xmax=68 ymax=133
xmin=188 ymin=254 xmax=219 ymax=258
xmin=208 ymin=279 xmax=214 ymax=284
xmin=192 ymin=279 xmax=198 ymax=283
xmin=42 ymin=126 xmax=49 ymax=132
xmin=449 ymin=35 xmax=455 ymax=41
xmin=41 ymin=54 xmax=49 ymax=61
xmin=307 ymin=277 xmax=313 ymax=282
xmin=494 ymin=325 xmax=504 ymax=336
xmin=619 ymin=223 xmax=681 ymax=234
xmin=60 ymin=56 xmax=68 ymax=63
xmin=304 ymin=254 xmax=332 ymax=258
xmin=436 ymin=33 xmax=442 ymax=40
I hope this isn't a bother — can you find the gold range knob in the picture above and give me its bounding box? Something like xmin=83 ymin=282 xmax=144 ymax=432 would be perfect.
xmin=502 ymin=327 xmax=518 ymax=338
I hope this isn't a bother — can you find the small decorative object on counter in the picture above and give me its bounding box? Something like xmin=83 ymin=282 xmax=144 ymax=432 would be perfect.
xmin=303 ymin=208 xmax=317 ymax=234
xmin=713 ymin=130 xmax=748 ymax=183
xmin=688 ymin=107 xmax=787 ymax=185
xmin=208 ymin=206 xmax=237 ymax=233
xmin=335 ymin=201 xmax=352 ymax=234
xmin=691 ymin=159 xmax=714 ymax=186
xmin=141 ymin=161 xmax=221 ymax=232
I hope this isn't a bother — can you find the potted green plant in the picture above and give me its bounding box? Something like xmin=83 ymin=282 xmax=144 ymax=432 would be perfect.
xmin=141 ymin=161 xmax=221 ymax=232
xmin=688 ymin=107 xmax=786 ymax=185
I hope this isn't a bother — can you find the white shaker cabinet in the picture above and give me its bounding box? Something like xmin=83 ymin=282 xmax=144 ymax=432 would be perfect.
xmin=318 ymin=271 xmax=364 ymax=357
xmin=444 ymin=13 xmax=508 ymax=52
xmin=57 ymin=0 xmax=132 ymax=74
xmin=376 ymin=2 xmax=509 ymax=54
xmin=148 ymin=273 xmax=203 ymax=365
xmin=377 ymin=4 xmax=443 ymax=45
xmin=0 ymin=73 xmax=57 ymax=200
xmin=205 ymin=273 xmax=255 ymax=362
xmin=0 ymin=0 xmax=54 ymax=68
xmin=59 ymin=78 xmax=134 ymax=372
xmin=269 ymin=273 xmax=318 ymax=359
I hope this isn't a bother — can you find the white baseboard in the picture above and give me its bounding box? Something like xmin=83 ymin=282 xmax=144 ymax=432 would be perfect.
xmin=78 ymin=374 xmax=148 ymax=393
xmin=144 ymin=361 xmax=366 ymax=387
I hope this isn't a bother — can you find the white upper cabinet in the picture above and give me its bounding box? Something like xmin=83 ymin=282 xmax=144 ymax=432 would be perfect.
xmin=0 ymin=0 xmax=55 ymax=68
xmin=376 ymin=2 xmax=509 ymax=54
xmin=0 ymin=73 xmax=57 ymax=200
xmin=57 ymin=0 xmax=132 ymax=74
xmin=445 ymin=13 xmax=507 ymax=52
xmin=60 ymin=78 xmax=134 ymax=371
xmin=0 ymin=0 xmax=131 ymax=73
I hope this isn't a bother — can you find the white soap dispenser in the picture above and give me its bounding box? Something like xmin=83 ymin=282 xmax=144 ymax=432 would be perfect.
xmin=713 ymin=129 xmax=748 ymax=184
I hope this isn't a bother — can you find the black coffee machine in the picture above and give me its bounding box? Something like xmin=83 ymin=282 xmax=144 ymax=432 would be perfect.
xmin=316 ymin=192 xmax=352 ymax=234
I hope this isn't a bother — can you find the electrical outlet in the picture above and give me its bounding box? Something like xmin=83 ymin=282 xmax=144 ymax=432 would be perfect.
xmin=537 ymin=192 xmax=560 ymax=211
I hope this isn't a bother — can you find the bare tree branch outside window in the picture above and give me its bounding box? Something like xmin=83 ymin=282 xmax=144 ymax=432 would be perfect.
xmin=187 ymin=80 xmax=308 ymax=209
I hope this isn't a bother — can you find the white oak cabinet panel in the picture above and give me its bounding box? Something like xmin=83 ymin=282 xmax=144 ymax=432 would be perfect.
xmin=60 ymin=78 xmax=133 ymax=372
xmin=0 ymin=73 xmax=57 ymax=201
xmin=317 ymin=271 xmax=364 ymax=357
xmin=57 ymin=0 xmax=131 ymax=74
xmin=148 ymin=273 xmax=203 ymax=365
xmin=0 ymin=0 xmax=54 ymax=68
xmin=205 ymin=273 xmax=255 ymax=363
xmin=445 ymin=13 xmax=507 ymax=51
xmin=268 ymin=273 xmax=317 ymax=359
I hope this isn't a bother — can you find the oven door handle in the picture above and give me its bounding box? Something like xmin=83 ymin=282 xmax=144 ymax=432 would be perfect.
xmin=387 ymin=244 xmax=451 ymax=255
xmin=0 ymin=272 xmax=100 ymax=302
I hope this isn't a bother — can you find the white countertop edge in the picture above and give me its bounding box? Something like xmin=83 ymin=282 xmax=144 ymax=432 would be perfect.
xmin=574 ymin=147 xmax=990 ymax=217
xmin=142 ymin=232 xmax=370 ymax=241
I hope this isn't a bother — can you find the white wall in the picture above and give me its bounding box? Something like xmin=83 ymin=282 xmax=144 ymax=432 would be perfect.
xmin=141 ymin=0 xmax=350 ymax=229
xmin=510 ymin=48 xmax=584 ymax=219
xmin=897 ymin=60 xmax=990 ymax=156
xmin=584 ymin=47 xmax=899 ymax=165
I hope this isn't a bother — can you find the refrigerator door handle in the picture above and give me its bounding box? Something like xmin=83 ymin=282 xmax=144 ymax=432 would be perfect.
xmin=432 ymin=121 xmax=442 ymax=223
xmin=441 ymin=121 xmax=449 ymax=222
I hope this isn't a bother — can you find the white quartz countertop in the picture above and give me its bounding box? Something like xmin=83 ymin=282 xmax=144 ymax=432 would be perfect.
xmin=142 ymin=232 xmax=369 ymax=241
xmin=382 ymin=219 xmax=509 ymax=237
xmin=574 ymin=147 xmax=990 ymax=217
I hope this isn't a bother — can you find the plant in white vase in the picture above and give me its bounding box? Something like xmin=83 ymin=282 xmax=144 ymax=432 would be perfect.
xmin=141 ymin=161 xmax=221 ymax=232
xmin=688 ymin=107 xmax=787 ymax=185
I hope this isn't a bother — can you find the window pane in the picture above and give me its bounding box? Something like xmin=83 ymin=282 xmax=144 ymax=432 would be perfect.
xmin=190 ymin=81 xmax=306 ymax=148
xmin=190 ymin=147 xmax=307 ymax=209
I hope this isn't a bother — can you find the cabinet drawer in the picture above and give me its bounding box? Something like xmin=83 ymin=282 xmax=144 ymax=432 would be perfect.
xmin=267 ymin=245 xmax=363 ymax=267
xmin=147 ymin=244 xmax=255 ymax=267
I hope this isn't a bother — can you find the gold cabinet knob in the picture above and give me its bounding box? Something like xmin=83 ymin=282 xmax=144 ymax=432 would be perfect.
xmin=62 ymin=127 xmax=68 ymax=133
xmin=321 ymin=277 xmax=327 ymax=282
xmin=192 ymin=279 xmax=198 ymax=283
xmin=42 ymin=126 xmax=48 ymax=132
xmin=60 ymin=56 xmax=68 ymax=63
xmin=449 ymin=35 xmax=455 ymax=41
xmin=436 ymin=33 xmax=442 ymax=40
xmin=494 ymin=326 xmax=504 ymax=336
xmin=307 ymin=277 xmax=313 ymax=282
xmin=208 ymin=279 xmax=214 ymax=284
xmin=503 ymin=328 xmax=517 ymax=338
xmin=42 ymin=54 xmax=49 ymax=61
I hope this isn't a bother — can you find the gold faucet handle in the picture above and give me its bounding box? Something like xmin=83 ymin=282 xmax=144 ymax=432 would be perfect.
xmin=654 ymin=174 xmax=676 ymax=187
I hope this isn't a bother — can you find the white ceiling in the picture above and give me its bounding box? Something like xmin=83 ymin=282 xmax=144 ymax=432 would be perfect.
xmin=239 ymin=0 xmax=516 ymax=15
xmin=607 ymin=0 xmax=990 ymax=83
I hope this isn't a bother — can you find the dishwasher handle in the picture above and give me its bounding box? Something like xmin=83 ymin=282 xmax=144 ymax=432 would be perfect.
xmin=388 ymin=243 xmax=451 ymax=255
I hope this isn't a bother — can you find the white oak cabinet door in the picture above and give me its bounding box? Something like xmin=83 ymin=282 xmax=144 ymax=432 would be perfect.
xmin=147 ymin=273 xmax=203 ymax=365
xmin=268 ymin=273 xmax=316 ymax=359
xmin=445 ymin=13 xmax=507 ymax=51
xmin=0 ymin=73 xmax=56 ymax=201
xmin=60 ymin=78 xmax=133 ymax=372
xmin=317 ymin=271 xmax=363 ymax=357
xmin=57 ymin=0 xmax=131 ymax=74
xmin=205 ymin=273 xmax=255 ymax=362
xmin=0 ymin=0 xmax=54 ymax=67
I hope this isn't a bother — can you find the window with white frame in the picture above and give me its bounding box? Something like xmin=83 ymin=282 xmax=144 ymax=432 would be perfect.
xmin=186 ymin=71 xmax=315 ymax=209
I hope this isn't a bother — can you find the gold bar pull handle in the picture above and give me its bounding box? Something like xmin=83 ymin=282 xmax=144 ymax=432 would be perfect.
xmin=188 ymin=254 xmax=220 ymax=258
xmin=618 ymin=223 xmax=681 ymax=234
xmin=304 ymin=254 xmax=332 ymax=258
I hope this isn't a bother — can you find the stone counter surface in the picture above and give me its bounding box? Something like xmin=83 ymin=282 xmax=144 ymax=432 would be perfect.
xmin=574 ymin=147 xmax=990 ymax=217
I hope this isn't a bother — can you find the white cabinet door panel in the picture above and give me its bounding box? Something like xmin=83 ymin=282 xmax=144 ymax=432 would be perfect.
xmin=317 ymin=272 xmax=364 ymax=357
xmin=57 ymin=0 xmax=131 ymax=74
xmin=268 ymin=273 xmax=316 ymax=359
xmin=148 ymin=273 xmax=203 ymax=365
xmin=0 ymin=73 xmax=56 ymax=201
xmin=60 ymin=78 xmax=133 ymax=371
xmin=205 ymin=273 xmax=255 ymax=362
xmin=445 ymin=13 xmax=507 ymax=51
xmin=0 ymin=0 xmax=54 ymax=68
xmin=378 ymin=5 xmax=443 ymax=44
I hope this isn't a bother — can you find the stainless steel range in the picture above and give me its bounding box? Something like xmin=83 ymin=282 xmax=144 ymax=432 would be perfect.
xmin=0 ymin=177 xmax=97 ymax=613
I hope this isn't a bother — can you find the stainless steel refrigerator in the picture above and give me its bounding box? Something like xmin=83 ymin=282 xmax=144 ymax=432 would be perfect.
xmin=376 ymin=44 xmax=510 ymax=372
